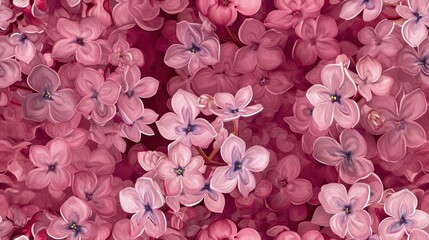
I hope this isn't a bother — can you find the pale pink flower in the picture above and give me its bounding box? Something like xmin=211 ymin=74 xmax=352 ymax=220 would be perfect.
xmin=47 ymin=196 xmax=97 ymax=240
xmin=346 ymin=56 xmax=394 ymax=101
xmin=116 ymin=65 xmax=159 ymax=124
xmin=196 ymin=0 xmax=261 ymax=26
xmin=72 ymin=171 xmax=117 ymax=217
xmin=379 ymin=189 xmax=429 ymax=240
xmin=340 ymin=0 xmax=383 ymax=21
xmin=293 ymin=15 xmax=341 ymax=66
xmin=233 ymin=18 xmax=286 ymax=73
xmin=318 ymin=183 xmax=372 ymax=239
xmin=211 ymin=134 xmax=270 ymax=197
xmin=313 ymin=129 xmax=374 ymax=184
xmin=396 ymin=0 xmax=429 ymax=47
xmin=306 ymin=63 xmax=359 ymax=130
xmin=9 ymin=25 xmax=41 ymax=64
xmin=156 ymin=142 xmax=205 ymax=196
xmin=398 ymin=38 xmax=429 ymax=85
xmin=0 ymin=36 xmax=21 ymax=88
xmin=211 ymin=86 xmax=263 ymax=122
xmin=108 ymin=37 xmax=144 ymax=67
xmin=119 ymin=177 xmax=167 ymax=238
xmin=265 ymin=0 xmax=324 ymax=31
xmin=75 ymin=68 xmax=121 ymax=125
xmin=197 ymin=218 xmax=261 ymax=240
xmin=164 ymin=21 xmax=220 ymax=75
xmin=26 ymin=138 xmax=72 ymax=191
xmin=267 ymin=155 xmax=313 ymax=210
xmin=409 ymin=229 xmax=429 ymax=240
xmin=22 ymin=64 xmax=76 ymax=123
xmin=121 ymin=108 xmax=159 ymax=143
xmin=156 ymin=89 xmax=216 ymax=148
xmin=52 ymin=17 xmax=103 ymax=65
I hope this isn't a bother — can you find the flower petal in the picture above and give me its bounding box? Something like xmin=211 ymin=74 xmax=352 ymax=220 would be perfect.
xmin=318 ymin=183 xmax=348 ymax=214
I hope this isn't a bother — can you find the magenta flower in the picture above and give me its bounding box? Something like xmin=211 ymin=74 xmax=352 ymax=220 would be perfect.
xmin=379 ymin=189 xmax=429 ymax=240
xmin=339 ymin=0 xmax=382 ymax=21
xmin=156 ymin=89 xmax=216 ymax=148
xmin=119 ymin=177 xmax=167 ymax=238
xmin=47 ymin=196 xmax=97 ymax=240
xmin=293 ymin=15 xmax=341 ymax=66
xmin=313 ymin=129 xmax=374 ymax=184
xmin=396 ymin=0 xmax=429 ymax=47
xmin=265 ymin=0 xmax=324 ymax=31
xmin=398 ymin=38 xmax=429 ymax=85
xmin=346 ymin=56 xmax=394 ymax=101
xmin=26 ymin=138 xmax=72 ymax=191
xmin=233 ymin=18 xmax=286 ymax=73
xmin=117 ymin=65 xmax=159 ymax=125
xmin=22 ymin=64 xmax=76 ymax=123
xmin=52 ymin=17 xmax=103 ymax=65
xmin=211 ymin=134 xmax=270 ymax=197
xmin=164 ymin=21 xmax=220 ymax=75
xmin=72 ymin=171 xmax=117 ymax=217
xmin=211 ymin=86 xmax=263 ymax=122
xmin=266 ymin=155 xmax=313 ymax=210
xmin=156 ymin=142 xmax=205 ymax=196
xmin=196 ymin=0 xmax=261 ymax=26
xmin=306 ymin=63 xmax=359 ymax=130
xmin=318 ymin=183 xmax=372 ymax=239
xmin=75 ymin=68 xmax=121 ymax=125
xmin=373 ymin=89 xmax=427 ymax=162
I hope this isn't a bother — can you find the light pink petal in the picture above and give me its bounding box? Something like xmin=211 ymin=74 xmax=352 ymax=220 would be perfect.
xmin=211 ymin=166 xmax=238 ymax=193
xmin=164 ymin=44 xmax=191 ymax=69
xmin=347 ymin=183 xmax=370 ymax=209
xmin=60 ymin=196 xmax=92 ymax=223
xmin=0 ymin=59 xmax=21 ymax=88
xmin=119 ymin=187 xmax=143 ymax=214
xmin=27 ymin=64 xmax=60 ymax=92
xmin=170 ymin=142 xmax=192 ymax=167
xmin=112 ymin=3 xmax=135 ymax=27
xmin=329 ymin=213 xmax=348 ymax=238
xmin=369 ymin=75 xmax=394 ymax=97
xmin=182 ymin=173 xmax=205 ymax=191
xmin=396 ymin=5 xmax=415 ymax=19
xmin=334 ymin=99 xmax=360 ymax=129
xmin=403 ymin=121 xmax=426 ymax=148
xmin=237 ymin=169 xmax=256 ymax=198
xmin=340 ymin=129 xmax=367 ymax=157
xmin=375 ymin=19 xmax=395 ymax=37
xmin=409 ymin=229 xmax=429 ymax=240
xmin=312 ymin=102 xmax=335 ymax=130
xmin=240 ymin=104 xmax=263 ymax=117
xmin=97 ymin=81 xmax=121 ymax=105
xmin=236 ymin=0 xmax=261 ymax=16
xmin=76 ymin=96 xmax=95 ymax=117
xmin=378 ymin=217 xmax=406 ymax=240
xmin=306 ymin=84 xmax=331 ymax=106
xmin=313 ymin=136 xmax=343 ymax=166
xmin=189 ymin=118 xmax=216 ymax=147
xmin=155 ymin=112 xmax=182 ymax=141
xmin=57 ymin=18 xmax=80 ymax=38
xmin=72 ymin=171 xmax=97 ymax=199
xmin=50 ymin=168 xmax=71 ymax=191
xmin=75 ymin=41 xmax=102 ymax=65
xmin=78 ymin=221 xmax=97 ymax=239
xmin=362 ymin=0 xmax=382 ymax=21
xmin=164 ymin=177 xmax=182 ymax=196
xmin=214 ymin=92 xmax=235 ymax=110
xmin=29 ymin=145 xmax=50 ymax=167
xmin=118 ymin=95 xmax=144 ymax=125
xmin=198 ymin=38 xmax=220 ymax=65
xmin=47 ymin=217 xmax=71 ymax=239
xmin=377 ymin=130 xmax=406 ymax=162
xmin=171 ymin=89 xmax=199 ymax=122
xmin=80 ymin=17 xmax=103 ymax=40
xmin=233 ymin=47 xmax=257 ymax=73
xmin=316 ymin=38 xmax=341 ymax=60
xmin=292 ymin=40 xmax=318 ymax=66
xmin=144 ymin=210 xmax=167 ymax=238
xmin=52 ymin=39 xmax=78 ymax=60
xmin=15 ymin=40 xmax=36 ymax=64
xmin=402 ymin=19 xmax=428 ymax=47
xmin=347 ymin=210 xmax=372 ymax=239
xmin=135 ymin=177 xmax=165 ymax=209
xmin=48 ymin=89 xmax=76 ymax=123
xmin=221 ymin=134 xmax=245 ymax=165
xmin=236 ymin=228 xmax=261 ymax=240
xmin=384 ymin=189 xmax=417 ymax=218
xmin=339 ymin=156 xmax=374 ymax=184
xmin=235 ymin=85 xmax=253 ymax=109
xmin=399 ymin=89 xmax=427 ymax=120
xmin=321 ymin=63 xmax=345 ymax=92
xmin=339 ymin=0 xmax=365 ymax=20
xmin=204 ymin=191 xmax=225 ymax=213
xmin=318 ymin=183 xmax=348 ymax=214
xmin=26 ymin=169 xmax=50 ymax=189
xmin=287 ymin=179 xmax=313 ymax=205
xmin=22 ymin=93 xmax=48 ymax=122
xmin=242 ymin=145 xmax=269 ymax=172
xmin=256 ymin=47 xmax=285 ymax=71
xmin=409 ymin=0 xmax=429 ymax=13
xmin=356 ymin=56 xmax=382 ymax=82
xmin=408 ymin=210 xmax=429 ymax=229
xmin=156 ymin=159 xmax=177 ymax=179
xmin=134 ymin=77 xmax=159 ymax=98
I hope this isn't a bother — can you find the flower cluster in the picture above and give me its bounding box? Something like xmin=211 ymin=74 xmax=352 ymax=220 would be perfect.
xmin=1 ymin=0 xmax=429 ymax=239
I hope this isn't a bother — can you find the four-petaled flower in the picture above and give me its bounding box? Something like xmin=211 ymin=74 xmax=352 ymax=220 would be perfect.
xmin=340 ymin=0 xmax=383 ymax=21
xmin=396 ymin=0 xmax=429 ymax=47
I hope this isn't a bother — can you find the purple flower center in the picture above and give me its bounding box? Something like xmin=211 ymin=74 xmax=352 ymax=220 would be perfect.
xmin=414 ymin=12 xmax=423 ymax=22
xmin=85 ymin=192 xmax=93 ymax=201
xmin=233 ymin=161 xmax=242 ymax=171
xmin=183 ymin=123 xmax=196 ymax=135
xmin=394 ymin=120 xmax=405 ymax=130
xmin=144 ymin=204 xmax=152 ymax=212
xmin=47 ymin=163 xmax=57 ymax=172
xmin=399 ymin=215 xmax=408 ymax=225
xmin=219 ymin=0 xmax=230 ymax=6
xmin=189 ymin=43 xmax=201 ymax=53
xmin=343 ymin=205 xmax=352 ymax=215
xmin=292 ymin=10 xmax=301 ymax=17
xmin=175 ymin=166 xmax=185 ymax=176
xmin=43 ymin=90 xmax=54 ymax=100
xmin=75 ymin=37 xmax=84 ymax=46
xmin=230 ymin=108 xmax=239 ymax=113
xmin=69 ymin=222 xmax=82 ymax=236
xmin=260 ymin=77 xmax=270 ymax=85
xmin=20 ymin=34 xmax=27 ymax=42
xmin=330 ymin=94 xmax=341 ymax=103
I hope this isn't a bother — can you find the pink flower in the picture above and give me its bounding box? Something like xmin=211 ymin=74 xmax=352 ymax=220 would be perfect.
xmin=379 ymin=189 xmax=429 ymax=240
xmin=306 ymin=63 xmax=359 ymax=130
xmin=9 ymin=26 xmax=39 ymax=64
xmin=116 ymin=66 xmax=159 ymax=124
xmin=346 ymin=56 xmax=394 ymax=101
xmin=357 ymin=20 xmax=403 ymax=63
xmin=197 ymin=218 xmax=261 ymax=240
xmin=156 ymin=89 xmax=216 ymax=148
xmin=156 ymin=142 xmax=205 ymax=196
xmin=196 ymin=0 xmax=261 ymax=26
xmin=339 ymin=0 xmax=383 ymax=21
xmin=265 ymin=0 xmax=324 ymax=31
xmin=211 ymin=134 xmax=270 ymax=197
xmin=0 ymin=36 xmax=21 ymax=88
xmin=121 ymin=108 xmax=159 ymax=142
xmin=398 ymin=38 xmax=429 ymax=85
xmin=26 ymin=138 xmax=72 ymax=191
xmin=318 ymin=183 xmax=372 ymax=239
xmin=22 ymin=64 xmax=76 ymax=123
xmin=164 ymin=21 xmax=220 ymax=75
xmin=293 ymin=15 xmax=341 ymax=66
xmin=108 ymin=37 xmax=144 ymax=67
xmin=211 ymin=86 xmax=263 ymax=122
xmin=75 ymin=68 xmax=121 ymax=125
xmin=373 ymin=89 xmax=427 ymax=162
xmin=396 ymin=0 xmax=429 ymax=47
xmin=72 ymin=171 xmax=117 ymax=217
xmin=233 ymin=18 xmax=286 ymax=73
xmin=313 ymin=129 xmax=374 ymax=184
xmin=52 ymin=17 xmax=103 ymax=65
xmin=119 ymin=177 xmax=167 ymax=238
xmin=46 ymin=196 xmax=97 ymax=240
xmin=409 ymin=229 xmax=429 ymax=240
xmin=267 ymin=155 xmax=313 ymax=210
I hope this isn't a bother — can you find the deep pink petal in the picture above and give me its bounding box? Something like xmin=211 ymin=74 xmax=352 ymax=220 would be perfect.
xmin=377 ymin=130 xmax=406 ymax=162
xmin=233 ymin=47 xmax=257 ymax=73
xmin=287 ymin=179 xmax=313 ymax=204
xmin=50 ymin=168 xmax=71 ymax=191
xmin=48 ymin=89 xmax=76 ymax=123
xmin=76 ymin=41 xmax=102 ymax=65
xmin=403 ymin=121 xmax=426 ymax=148
xmin=60 ymin=196 xmax=92 ymax=223
xmin=52 ymin=39 xmax=78 ymax=60
xmin=72 ymin=171 xmax=97 ymax=199
xmin=399 ymin=89 xmax=427 ymax=120
xmin=338 ymin=156 xmax=374 ymax=184
xmin=292 ymin=40 xmax=318 ymax=66
xmin=26 ymin=169 xmax=50 ymax=189
xmin=97 ymin=81 xmax=121 ymax=105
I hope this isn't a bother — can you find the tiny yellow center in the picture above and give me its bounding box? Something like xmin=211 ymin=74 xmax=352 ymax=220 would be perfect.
xmin=70 ymin=223 xmax=77 ymax=230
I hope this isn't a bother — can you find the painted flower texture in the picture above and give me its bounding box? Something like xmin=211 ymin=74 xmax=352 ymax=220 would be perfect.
xmin=4 ymin=0 xmax=429 ymax=239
